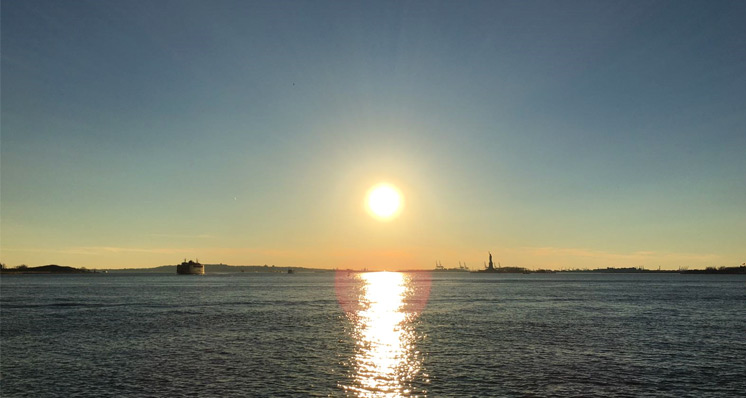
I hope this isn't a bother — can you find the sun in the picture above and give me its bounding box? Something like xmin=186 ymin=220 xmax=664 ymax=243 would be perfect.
xmin=366 ymin=183 xmax=403 ymax=221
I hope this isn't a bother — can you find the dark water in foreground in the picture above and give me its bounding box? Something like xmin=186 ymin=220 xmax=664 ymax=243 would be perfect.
xmin=1 ymin=272 xmax=745 ymax=397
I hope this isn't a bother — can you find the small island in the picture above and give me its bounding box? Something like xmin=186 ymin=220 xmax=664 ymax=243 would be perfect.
xmin=475 ymin=252 xmax=539 ymax=273
xmin=0 ymin=264 xmax=95 ymax=274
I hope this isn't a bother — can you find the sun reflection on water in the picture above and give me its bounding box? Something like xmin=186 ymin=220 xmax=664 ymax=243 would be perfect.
xmin=340 ymin=272 xmax=429 ymax=397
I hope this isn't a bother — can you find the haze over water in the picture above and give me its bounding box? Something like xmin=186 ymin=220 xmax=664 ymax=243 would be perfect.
xmin=2 ymin=272 xmax=744 ymax=396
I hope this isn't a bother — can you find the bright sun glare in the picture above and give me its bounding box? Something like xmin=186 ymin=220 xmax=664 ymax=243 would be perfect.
xmin=366 ymin=183 xmax=403 ymax=220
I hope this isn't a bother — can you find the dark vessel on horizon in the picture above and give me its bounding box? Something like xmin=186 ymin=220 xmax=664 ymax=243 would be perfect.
xmin=177 ymin=259 xmax=204 ymax=275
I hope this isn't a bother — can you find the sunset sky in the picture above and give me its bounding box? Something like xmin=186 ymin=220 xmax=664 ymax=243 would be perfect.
xmin=2 ymin=0 xmax=744 ymax=270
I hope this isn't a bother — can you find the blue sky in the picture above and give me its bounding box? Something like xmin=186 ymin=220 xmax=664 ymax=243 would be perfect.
xmin=2 ymin=0 xmax=745 ymax=269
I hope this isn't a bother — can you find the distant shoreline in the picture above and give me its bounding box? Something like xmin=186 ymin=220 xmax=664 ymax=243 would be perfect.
xmin=0 ymin=264 xmax=94 ymax=274
xmin=0 ymin=264 xmax=329 ymax=275
xmin=438 ymin=265 xmax=746 ymax=275
xmin=2 ymin=264 xmax=744 ymax=275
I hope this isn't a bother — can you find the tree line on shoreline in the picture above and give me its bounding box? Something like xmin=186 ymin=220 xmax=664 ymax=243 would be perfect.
xmin=2 ymin=262 xmax=745 ymax=275
xmin=0 ymin=264 xmax=94 ymax=274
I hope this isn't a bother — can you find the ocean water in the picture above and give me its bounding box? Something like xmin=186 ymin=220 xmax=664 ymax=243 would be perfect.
xmin=1 ymin=272 xmax=745 ymax=397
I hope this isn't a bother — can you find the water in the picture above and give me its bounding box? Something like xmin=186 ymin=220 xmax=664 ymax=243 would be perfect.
xmin=2 ymin=272 xmax=745 ymax=397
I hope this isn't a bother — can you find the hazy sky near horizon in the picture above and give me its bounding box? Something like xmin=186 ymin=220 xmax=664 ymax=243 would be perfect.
xmin=2 ymin=0 xmax=745 ymax=270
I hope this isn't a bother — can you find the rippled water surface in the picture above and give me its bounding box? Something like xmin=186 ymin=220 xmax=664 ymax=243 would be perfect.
xmin=2 ymin=272 xmax=745 ymax=397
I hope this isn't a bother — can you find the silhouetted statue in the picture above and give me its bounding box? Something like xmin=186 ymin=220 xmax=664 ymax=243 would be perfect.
xmin=488 ymin=252 xmax=494 ymax=271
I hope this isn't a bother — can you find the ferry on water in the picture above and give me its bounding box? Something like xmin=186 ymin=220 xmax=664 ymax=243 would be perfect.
xmin=177 ymin=259 xmax=204 ymax=275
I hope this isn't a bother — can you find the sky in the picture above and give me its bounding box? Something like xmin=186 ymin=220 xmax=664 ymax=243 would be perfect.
xmin=2 ymin=0 xmax=745 ymax=270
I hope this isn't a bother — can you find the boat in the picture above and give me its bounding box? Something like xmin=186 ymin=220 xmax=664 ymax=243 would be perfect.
xmin=177 ymin=259 xmax=205 ymax=275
